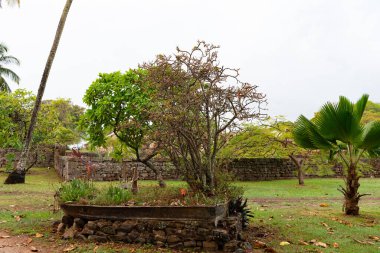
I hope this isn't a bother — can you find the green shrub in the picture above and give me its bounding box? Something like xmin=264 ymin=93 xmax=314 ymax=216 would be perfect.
xmin=91 ymin=185 xmax=132 ymax=205
xmin=57 ymin=179 xmax=96 ymax=203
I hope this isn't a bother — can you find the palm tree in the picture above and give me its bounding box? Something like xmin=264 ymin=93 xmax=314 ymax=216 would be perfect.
xmin=0 ymin=43 xmax=20 ymax=92
xmin=2 ymin=0 xmax=74 ymax=184
xmin=293 ymin=94 xmax=380 ymax=215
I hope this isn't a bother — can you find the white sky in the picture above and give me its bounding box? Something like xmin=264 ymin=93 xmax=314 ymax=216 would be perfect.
xmin=1 ymin=0 xmax=380 ymax=120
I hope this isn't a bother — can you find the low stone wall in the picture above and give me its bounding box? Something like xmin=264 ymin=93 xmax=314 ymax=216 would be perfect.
xmin=0 ymin=145 xmax=64 ymax=169
xmin=59 ymin=216 xmax=243 ymax=252
xmin=55 ymin=156 xmax=179 ymax=181
xmin=227 ymin=158 xmax=297 ymax=181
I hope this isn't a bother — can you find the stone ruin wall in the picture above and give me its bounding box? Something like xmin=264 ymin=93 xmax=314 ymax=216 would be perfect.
xmin=59 ymin=216 xmax=243 ymax=252
xmin=0 ymin=145 xmax=65 ymax=169
xmin=54 ymin=153 xmax=380 ymax=181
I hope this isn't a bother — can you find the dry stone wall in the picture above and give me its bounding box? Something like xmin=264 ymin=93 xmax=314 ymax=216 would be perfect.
xmin=59 ymin=216 xmax=243 ymax=252
xmin=55 ymin=156 xmax=179 ymax=181
xmin=0 ymin=145 xmax=64 ymax=169
xmin=54 ymin=153 xmax=380 ymax=181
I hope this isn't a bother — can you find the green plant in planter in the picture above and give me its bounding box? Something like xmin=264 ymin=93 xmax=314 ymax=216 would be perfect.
xmin=57 ymin=179 xmax=97 ymax=203
xmin=91 ymin=185 xmax=132 ymax=205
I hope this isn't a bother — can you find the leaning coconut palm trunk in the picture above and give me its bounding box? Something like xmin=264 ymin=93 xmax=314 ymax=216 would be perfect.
xmin=5 ymin=0 xmax=74 ymax=184
xmin=293 ymin=94 xmax=380 ymax=215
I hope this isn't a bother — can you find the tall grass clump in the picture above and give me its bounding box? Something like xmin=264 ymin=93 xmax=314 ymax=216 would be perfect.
xmin=91 ymin=185 xmax=132 ymax=205
xmin=58 ymin=179 xmax=96 ymax=203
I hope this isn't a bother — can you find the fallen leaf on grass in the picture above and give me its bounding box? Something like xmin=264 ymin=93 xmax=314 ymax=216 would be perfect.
xmin=369 ymin=235 xmax=380 ymax=241
xmin=35 ymin=233 xmax=44 ymax=238
xmin=333 ymin=242 xmax=339 ymax=248
xmin=298 ymin=240 xmax=309 ymax=245
xmin=279 ymin=241 xmax=290 ymax=246
xmin=63 ymin=244 xmax=76 ymax=252
xmin=0 ymin=235 xmax=10 ymax=238
xmin=14 ymin=215 xmax=21 ymax=222
xmin=353 ymin=239 xmax=375 ymax=245
xmin=93 ymin=245 xmax=99 ymax=252
xmin=314 ymin=242 xmax=328 ymax=248
xmin=253 ymin=240 xmax=267 ymax=248
xmin=330 ymin=217 xmax=353 ymax=227
xmin=319 ymin=203 xmax=329 ymax=207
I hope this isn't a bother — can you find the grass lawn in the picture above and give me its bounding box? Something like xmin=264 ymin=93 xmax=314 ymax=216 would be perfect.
xmin=0 ymin=168 xmax=380 ymax=252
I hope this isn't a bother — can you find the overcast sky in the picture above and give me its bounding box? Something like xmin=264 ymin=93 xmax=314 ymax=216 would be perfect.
xmin=1 ymin=0 xmax=380 ymax=120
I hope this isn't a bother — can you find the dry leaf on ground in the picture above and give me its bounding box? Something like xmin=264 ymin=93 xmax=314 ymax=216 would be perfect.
xmin=35 ymin=233 xmax=44 ymax=238
xmin=279 ymin=241 xmax=290 ymax=246
xmin=63 ymin=244 xmax=76 ymax=252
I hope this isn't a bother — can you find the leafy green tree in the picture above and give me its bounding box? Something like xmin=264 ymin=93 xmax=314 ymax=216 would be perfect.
xmin=0 ymin=43 xmax=20 ymax=92
xmin=2 ymin=0 xmax=74 ymax=184
xmin=293 ymin=94 xmax=380 ymax=215
xmin=0 ymin=90 xmax=83 ymax=148
xmin=81 ymin=69 xmax=166 ymax=187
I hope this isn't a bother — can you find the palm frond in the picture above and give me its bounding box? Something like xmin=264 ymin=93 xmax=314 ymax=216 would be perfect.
xmin=359 ymin=121 xmax=380 ymax=152
xmin=314 ymin=96 xmax=362 ymax=144
xmin=293 ymin=115 xmax=333 ymax=149
xmin=354 ymin=94 xmax=369 ymax=121
xmin=0 ymin=67 xmax=20 ymax=84
xmin=0 ymin=55 xmax=20 ymax=65
xmin=0 ymin=77 xmax=11 ymax=92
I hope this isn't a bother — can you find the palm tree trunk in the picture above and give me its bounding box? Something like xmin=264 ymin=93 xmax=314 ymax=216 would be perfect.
xmin=4 ymin=0 xmax=74 ymax=184
xmin=343 ymin=163 xmax=360 ymax=215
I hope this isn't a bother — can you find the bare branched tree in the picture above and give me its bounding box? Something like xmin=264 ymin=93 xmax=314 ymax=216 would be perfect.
xmin=143 ymin=41 xmax=266 ymax=194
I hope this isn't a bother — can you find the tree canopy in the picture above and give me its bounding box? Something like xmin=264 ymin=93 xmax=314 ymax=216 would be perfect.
xmin=0 ymin=89 xmax=84 ymax=149
xmin=0 ymin=43 xmax=20 ymax=92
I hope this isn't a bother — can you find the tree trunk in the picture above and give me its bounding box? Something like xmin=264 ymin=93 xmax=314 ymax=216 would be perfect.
xmin=343 ymin=163 xmax=360 ymax=215
xmin=289 ymin=155 xmax=304 ymax=186
xmin=142 ymin=160 xmax=166 ymax=188
xmin=5 ymin=0 xmax=73 ymax=184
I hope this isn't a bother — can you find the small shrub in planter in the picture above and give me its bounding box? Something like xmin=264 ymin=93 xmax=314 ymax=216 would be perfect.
xmin=57 ymin=179 xmax=97 ymax=203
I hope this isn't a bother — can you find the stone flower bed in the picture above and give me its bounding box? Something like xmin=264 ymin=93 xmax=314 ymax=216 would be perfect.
xmin=57 ymin=204 xmax=248 ymax=252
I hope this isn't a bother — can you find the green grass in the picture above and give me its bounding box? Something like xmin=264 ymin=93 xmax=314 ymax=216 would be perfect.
xmin=1 ymin=169 xmax=380 ymax=252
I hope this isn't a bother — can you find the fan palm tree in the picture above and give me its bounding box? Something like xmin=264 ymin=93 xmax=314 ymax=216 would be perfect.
xmin=2 ymin=0 xmax=74 ymax=184
xmin=293 ymin=94 xmax=380 ymax=215
xmin=0 ymin=43 xmax=20 ymax=92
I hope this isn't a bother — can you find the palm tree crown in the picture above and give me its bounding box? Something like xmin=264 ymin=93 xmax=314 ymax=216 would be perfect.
xmin=0 ymin=43 xmax=20 ymax=92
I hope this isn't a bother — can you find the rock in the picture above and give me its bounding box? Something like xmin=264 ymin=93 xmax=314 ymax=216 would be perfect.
xmin=153 ymin=230 xmax=166 ymax=242
xmin=167 ymin=235 xmax=181 ymax=244
xmin=74 ymin=233 xmax=87 ymax=241
xmin=96 ymin=220 xmax=112 ymax=228
xmin=62 ymin=226 xmax=76 ymax=239
xmin=183 ymin=241 xmax=196 ymax=247
xmin=74 ymin=218 xmax=86 ymax=229
xmin=51 ymin=220 xmax=60 ymax=233
xmin=128 ymin=230 xmax=140 ymax=242
xmin=88 ymin=235 xmax=108 ymax=243
xmin=61 ymin=216 xmax=74 ymax=227
xmin=203 ymin=241 xmax=218 ymax=250
xmin=169 ymin=242 xmax=183 ymax=249
xmin=100 ymin=226 xmax=116 ymax=235
xmin=80 ymin=226 xmax=94 ymax=235
xmin=57 ymin=223 xmax=66 ymax=234
xmin=118 ymin=221 xmax=136 ymax=233
xmin=224 ymin=240 xmax=239 ymax=251
xmin=85 ymin=221 xmax=98 ymax=230
xmin=240 ymin=241 xmax=253 ymax=251
xmin=135 ymin=223 xmax=146 ymax=232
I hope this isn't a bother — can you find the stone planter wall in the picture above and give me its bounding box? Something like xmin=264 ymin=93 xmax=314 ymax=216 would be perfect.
xmin=60 ymin=216 xmax=243 ymax=252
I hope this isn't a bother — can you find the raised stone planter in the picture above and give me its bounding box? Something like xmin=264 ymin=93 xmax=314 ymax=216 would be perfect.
xmin=59 ymin=203 xmax=246 ymax=252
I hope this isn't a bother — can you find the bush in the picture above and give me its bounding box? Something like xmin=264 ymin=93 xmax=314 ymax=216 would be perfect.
xmin=57 ymin=179 xmax=97 ymax=203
